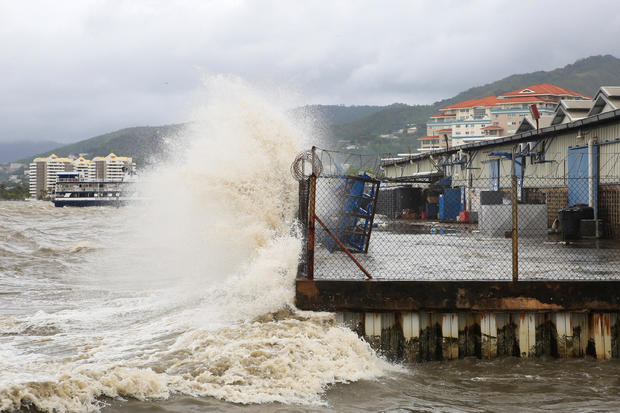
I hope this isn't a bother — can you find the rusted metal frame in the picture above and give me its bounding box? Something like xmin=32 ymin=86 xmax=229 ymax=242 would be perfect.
xmin=307 ymin=147 xmax=317 ymax=279
xmin=314 ymin=214 xmax=372 ymax=279
xmin=364 ymin=181 xmax=381 ymax=253
xmin=307 ymin=174 xmax=316 ymax=279
xmin=296 ymin=178 xmax=309 ymax=278
xmin=511 ymin=145 xmax=519 ymax=282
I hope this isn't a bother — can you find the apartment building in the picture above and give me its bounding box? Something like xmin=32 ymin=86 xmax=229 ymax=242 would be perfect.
xmin=422 ymin=83 xmax=589 ymax=151
xmin=28 ymin=154 xmax=73 ymax=198
xmin=73 ymin=156 xmax=92 ymax=180
xmin=89 ymin=153 xmax=134 ymax=181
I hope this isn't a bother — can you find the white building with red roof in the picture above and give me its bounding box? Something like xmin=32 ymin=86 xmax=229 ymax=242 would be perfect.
xmin=423 ymin=83 xmax=589 ymax=151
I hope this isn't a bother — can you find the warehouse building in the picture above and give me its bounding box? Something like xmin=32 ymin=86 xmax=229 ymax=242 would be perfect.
xmin=381 ymin=86 xmax=620 ymax=239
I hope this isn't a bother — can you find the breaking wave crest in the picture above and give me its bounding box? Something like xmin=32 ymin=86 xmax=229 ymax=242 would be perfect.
xmin=1 ymin=313 xmax=391 ymax=412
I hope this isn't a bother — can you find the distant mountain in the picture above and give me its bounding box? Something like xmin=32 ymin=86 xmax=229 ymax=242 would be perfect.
xmin=436 ymin=54 xmax=620 ymax=107
xmin=330 ymin=104 xmax=434 ymax=154
xmin=291 ymin=105 xmax=384 ymax=126
xmin=327 ymin=54 xmax=620 ymax=154
xmin=24 ymin=124 xmax=186 ymax=167
xmin=0 ymin=141 xmax=63 ymax=163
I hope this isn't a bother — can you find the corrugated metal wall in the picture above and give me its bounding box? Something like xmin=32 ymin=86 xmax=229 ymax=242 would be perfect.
xmin=599 ymin=139 xmax=620 ymax=185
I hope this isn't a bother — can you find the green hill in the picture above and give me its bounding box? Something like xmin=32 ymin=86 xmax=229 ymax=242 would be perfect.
xmin=291 ymin=104 xmax=384 ymax=125
xmin=440 ymin=55 xmax=620 ymax=107
xmin=330 ymin=103 xmax=435 ymax=154
xmin=0 ymin=141 xmax=63 ymax=163
xmin=24 ymin=124 xmax=185 ymax=167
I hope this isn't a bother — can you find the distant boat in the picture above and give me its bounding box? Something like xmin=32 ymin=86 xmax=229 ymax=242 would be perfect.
xmin=52 ymin=171 xmax=142 ymax=207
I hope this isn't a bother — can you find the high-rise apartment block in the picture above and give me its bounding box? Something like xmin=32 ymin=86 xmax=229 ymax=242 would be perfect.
xmin=28 ymin=153 xmax=135 ymax=199
xmin=28 ymin=154 xmax=73 ymax=199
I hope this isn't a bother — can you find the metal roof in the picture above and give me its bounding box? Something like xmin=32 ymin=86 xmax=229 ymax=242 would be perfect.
xmin=588 ymin=90 xmax=620 ymax=116
xmin=560 ymin=99 xmax=593 ymax=110
xmin=601 ymin=86 xmax=620 ymax=97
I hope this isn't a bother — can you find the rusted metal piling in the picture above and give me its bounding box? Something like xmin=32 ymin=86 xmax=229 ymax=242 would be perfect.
xmin=332 ymin=309 xmax=619 ymax=361
xmin=298 ymin=279 xmax=620 ymax=360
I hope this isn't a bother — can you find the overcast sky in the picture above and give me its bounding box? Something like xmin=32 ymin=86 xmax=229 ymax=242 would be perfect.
xmin=1 ymin=0 xmax=620 ymax=144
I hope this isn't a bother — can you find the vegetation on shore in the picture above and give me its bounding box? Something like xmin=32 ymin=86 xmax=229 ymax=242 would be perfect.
xmin=0 ymin=183 xmax=29 ymax=200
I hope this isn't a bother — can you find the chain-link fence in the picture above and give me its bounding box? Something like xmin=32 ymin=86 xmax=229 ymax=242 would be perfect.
xmin=296 ymin=148 xmax=620 ymax=281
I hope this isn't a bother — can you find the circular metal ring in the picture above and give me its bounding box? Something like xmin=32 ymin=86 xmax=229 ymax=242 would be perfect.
xmin=291 ymin=150 xmax=323 ymax=181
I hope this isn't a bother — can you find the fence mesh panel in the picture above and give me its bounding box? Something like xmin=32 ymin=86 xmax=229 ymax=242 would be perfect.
xmin=299 ymin=148 xmax=620 ymax=281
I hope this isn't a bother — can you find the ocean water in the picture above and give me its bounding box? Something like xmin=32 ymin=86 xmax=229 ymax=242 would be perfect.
xmin=1 ymin=78 xmax=619 ymax=412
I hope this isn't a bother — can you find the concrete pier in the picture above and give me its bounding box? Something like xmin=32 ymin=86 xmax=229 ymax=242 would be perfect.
xmin=298 ymin=279 xmax=620 ymax=360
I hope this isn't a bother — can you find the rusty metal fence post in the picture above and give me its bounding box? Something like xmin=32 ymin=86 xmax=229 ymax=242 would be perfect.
xmin=297 ymin=177 xmax=309 ymax=278
xmin=511 ymin=145 xmax=519 ymax=282
xmin=306 ymin=146 xmax=317 ymax=279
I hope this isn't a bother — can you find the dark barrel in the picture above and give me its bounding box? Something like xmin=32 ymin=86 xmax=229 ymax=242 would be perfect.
xmin=559 ymin=205 xmax=594 ymax=239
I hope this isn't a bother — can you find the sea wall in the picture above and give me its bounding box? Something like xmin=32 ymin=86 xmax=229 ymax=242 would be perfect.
xmin=335 ymin=310 xmax=619 ymax=361
xmin=297 ymin=279 xmax=620 ymax=361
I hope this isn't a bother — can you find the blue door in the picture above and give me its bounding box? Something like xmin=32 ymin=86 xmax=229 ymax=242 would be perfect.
xmin=567 ymin=146 xmax=597 ymax=206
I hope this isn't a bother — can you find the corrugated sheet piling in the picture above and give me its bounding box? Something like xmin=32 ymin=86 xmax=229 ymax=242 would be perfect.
xmin=345 ymin=310 xmax=619 ymax=361
xmin=298 ymin=279 xmax=620 ymax=361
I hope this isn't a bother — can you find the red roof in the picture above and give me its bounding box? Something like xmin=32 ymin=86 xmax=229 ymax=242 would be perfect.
xmin=482 ymin=126 xmax=502 ymax=130
xmin=499 ymin=83 xmax=590 ymax=99
xmin=437 ymin=128 xmax=452 ymax=132
xmin=418 ymin=135 xmax=439 ymax=140
xmin=430 ymin=113 xmax=456 ymax=117
xmin=440 ymin=95 xmax=559 ymax=111
xmin=441 ymin=96 xmax=500 ymax=110
xmin=496 ymin=96 xmax=555 ymax=104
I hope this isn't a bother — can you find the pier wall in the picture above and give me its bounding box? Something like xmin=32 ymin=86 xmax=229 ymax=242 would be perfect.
xmin=297 ymin=279 xmax=620 ymax=361
xmin=335 ymin=310 xmax=619 ymax=361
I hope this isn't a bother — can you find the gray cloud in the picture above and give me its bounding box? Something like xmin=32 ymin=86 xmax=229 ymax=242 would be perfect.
xmin=1 ymin=0 xmax=620 ymax=143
